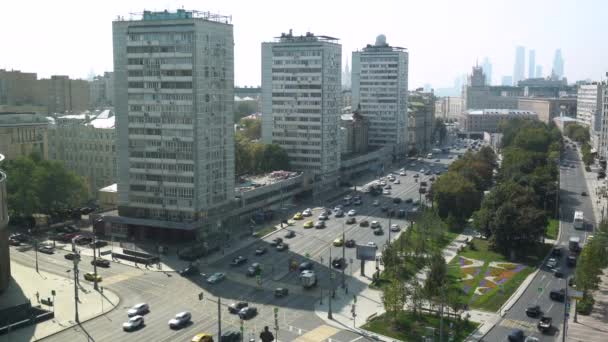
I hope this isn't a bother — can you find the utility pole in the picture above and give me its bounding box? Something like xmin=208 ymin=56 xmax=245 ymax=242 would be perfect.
xmin=92 ymin=236 xmax=98 ymax=291
xmin=218 ymin=296 xmax=222 ymax=339
xmin=29 ymin=228 xmax=39 ymax=273
xmin=342 ymin=224 xmax=346 ymax=289
xmin=328 ymin=247 xmax=333 ymax=319
xmin=439 ymin=285 xmax=445 ymax=342
xmin=387 ymin=205 xmax=392 ymax=244
xmin=72 ymin=241 xmax=80 ymax=323
xmin=562 ymin=281 xmax=568 ymax=342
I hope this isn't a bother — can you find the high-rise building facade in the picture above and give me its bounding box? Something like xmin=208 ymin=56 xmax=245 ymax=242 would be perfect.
xmin=482 ymin=57 xmax=492 ymax=85
xmin=535 ymin=65 xmax=543 ymax=78
xmin=599 ymin=84 xmax=608 ymax=160
xmin=342 ymin=57 xmax=351 ymax=89
xmin=261 ymin=31 xmax=342 ymax=193
xmin=113 ymin=9 xmax=235 ymax=230
xmin=352 ymin=35 xmax=409 ymax=155
xmin=552 ymin=49 xmax=564 ymax=79
xmin=577 ymin=83 xmax=603 ymax=150
xmin=513 ymin=46 xmax=526 ymax=85
xmin=528 ymin=50 xmax=536 ymax=79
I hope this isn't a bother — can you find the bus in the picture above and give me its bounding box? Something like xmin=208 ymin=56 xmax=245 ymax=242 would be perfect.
xmin=573 ymin=211 xmax=584 ymax=230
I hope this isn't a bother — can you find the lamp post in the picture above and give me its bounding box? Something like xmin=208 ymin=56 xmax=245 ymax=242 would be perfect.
xmin=341 ymin=224 xmax=346 ymax=289
xmin=328 ymin=247 xmax=333 ymax=319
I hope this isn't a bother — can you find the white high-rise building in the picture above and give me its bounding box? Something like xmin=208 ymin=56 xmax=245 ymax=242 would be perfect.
xmin=261 ymin=31 xmax=342 ymax=194
xmin=112 ymin=9 xmax=235 ymax=237
xmin=352 ymin=35 xmax=409 ymax=155
xmin=513 ymin=46 xmax=525 ymax=85
xmin=577 ymin=83 xmax=603 ymax=151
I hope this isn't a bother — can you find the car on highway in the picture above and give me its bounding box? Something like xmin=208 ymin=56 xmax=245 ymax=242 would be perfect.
xmin=238 ymin=307 xmax=258 ymax=320
xmin=425 ymin=170 xmax=432 ymax=175
xmin=399 ymin=171 xmax=406 ymax=176
xmin=373 ymin=228 xmax=384 ymax=236
xmin=525 ymin=305 xmax=541 ymax=317
xmin=347 ymin=209 xmax=356 ymax=216
xmin=284 ymin=230 xmax=296 ymax=238
xmin=8 ymin=238 xmax=21 ymax=246
xmin=420 ymin=181 xmax=428 ymax=187
xmin=334 ymin=205 xmax=343 ymax=212
xmin=333 ymin=238 xmax=343 ymax=247
xmin=413 ymin=173 xmax=419 ymax=178
xmin=303 ymin=220 xmax=314 ymax=228
xmin=270 ymin=238 xmax=283 ymax=247
xmin=219 ymin=331 xmax=242 ymax=342
xmin=302 ymin=209 xmax=312 ymax=217
xmin=553 ymin=268 xmax=564 ymax=278
xmin=168 ymin=311 xmax=191 ymax=329
xmin=537 ymin=316 xmax=552 ymax=333
xmin=293 ymin=212 xmax=303 ymax=220
xmin=551 ymin=247 xmax=562 ymax=257
xmin=74 ymin=235 xmax=93 ymax=245
xmin=84 ymin=272 xmax=102 ymax=282
xmin=254 ymin=246 xmax=267 ymax=255
xmin=64 ymin=253 xmax=79 ymax=260
xmin=274 ymin=287 xmax=289 ymax=298
xmin=390 ymin=224 xmax=401 ymax=232
xmin=419 ymin=168 xmax=425 ymax=173
xmin=507 ymin=329 xmax=524 ymax=342
xmin=405 ymin=198 xmax=413 ymax=203
xmin=371 ymin=221 xmax=381 ymax=228
xmin=298 ymin=262 xmax=313 ymax=271
xmin=38 ymin=245 xmax=55 ymax=254
xmin=334 ymin=210 xmax=344 ymax=217
xmin=345 ymin=239 xmax=356 ymax=248
xmin=546 ymin=258 xmax=558 ymax=269
xmin=123 ymin=315 xmax=144 ymax=331
xmin=384 ymin=184 xmax=392 ymax=190
xmin=276 ymin=243 xmax=289 ymax=251
xmin=314 ymin=221 xmax=326 ymax=229
xmin=332 ymin=257 xmax=346 ymax=269
xmin=206 ymin=272 xmax=225 ymax=284
xmin=359 ymin=220 xmax=369 ymax=227
xmin=228 ymin=302 xmax=248 ymax=314
xmin=318 ymin=213 xmax=329 ymax=221
xmin=393 ymin=197 xmax=402 ymax=204
xmin=435 ymin=159 xmax=440 ymax=162
xmin=581 ymin=191 xmax=587 ymax=196
xmin=191 ymin=333 xmax=214 ymax=342
xmin=91 ymin=259 xmax=110 ymax=268
xmin=567 ymin=255 xmax=577 ymax=267
xmin=380 ymin=206 xmax=388 ymax=212
xmin=346 ymin=217 xmax=356 ymax=224
xmin=372 ymin=200 xmax=380 ymax=206
xmin=246 ymin=263 xmax=261 ymax=277
xmin=393 ymin=179 xmax=401 ymax=184
xmin=549 ymin=288 xmax=566 ymax=301
xmin=230 ymin=256 xmax=248 ymax=267
xmin=128 ymin=303 xmax=150 ymax=317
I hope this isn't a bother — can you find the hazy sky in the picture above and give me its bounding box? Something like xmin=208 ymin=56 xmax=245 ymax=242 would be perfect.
xmin=2 ymin=0 xmax=606 ymax=88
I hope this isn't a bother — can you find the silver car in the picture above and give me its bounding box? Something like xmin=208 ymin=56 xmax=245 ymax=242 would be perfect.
xmin=123 ymin=315 xmax=144 ymax=331
xmin=127 ymin=303 xmax=149 ymax=317
xmin=206 ymin=272 xmax=225 ymax=284
xmin=168 ymin=311 xmax=191 ymax=329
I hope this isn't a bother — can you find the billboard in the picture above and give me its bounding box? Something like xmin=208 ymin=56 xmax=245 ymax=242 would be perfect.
xmin=356 ymin=244 xmax=378 ymax=261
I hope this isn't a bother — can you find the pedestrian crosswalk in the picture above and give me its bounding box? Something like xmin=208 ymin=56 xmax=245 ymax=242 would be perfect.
xmin=499 ymin=318 xmax=536 ymax=331
xmin=295 ymin=325 xmax=339 ymax=342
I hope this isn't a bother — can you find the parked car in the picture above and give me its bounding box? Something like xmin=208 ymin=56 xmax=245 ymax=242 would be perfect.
xmin=274 ymin=288 xmax=289 ymax=298
xmin=123 ymin=315 xmax=144 ymax=331
xmin=359 ymin=220 xmax=369 ymax=227
xmin=89 ymin=240 xmax=108 ymax=249
xmin=525 ymin=305 xmax=541 ymax=317
xmin=228 ymin=302 xmax=248 ymax=314
xmin=318 ymin=213 xmax=329 ymax=221
xmin=230 ymin=256 xmax=248 ymax=267
xmin=206 ymin=272 xmax=225 ymax=284
xmin=254 ymin=246 xmax=267 ymax=255
xmin=91 ymin=259 xmax=110 ymax=268
xmin=238 ymin=307 xmax=258 ymax=320
xmin=405 ymin=198 xmax=413 ymax=203
xmin=168 ymin=311 xmax=191 ymax=329
xmin=9 ymin=233 xmax=28 ymax=242
xmin=128 ymin=303 xmax=150 ymax=317
xmin=346 ymin=217 xmax=356 ymax=224
xmin=74 ymin=235 xmax=93 ymax=245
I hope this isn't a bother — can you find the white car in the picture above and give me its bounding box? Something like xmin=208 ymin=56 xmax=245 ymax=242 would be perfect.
xmin=206 ymin=272 xmax=225 ymax=284
xmin=334 ymin=206 xmax=343 ymax=212
xmin=367 ymin=241 xmax=377 ymax=248
xmin=127 ymin=303 xmax=149 ymax=317
xmin=394 ymin=179 xmax=400 ymax=184
xmin=419 ymin=169 xmax=425 ymax=173
xmin=302 ymin=209 xmax=312 ymax=217
xmin=347 ymin=210 xmax=356 ymax=216
xmin=371 ymin=221 xmax=380 ymax=228
xmin=123 ymin=315 xmax=144 ymax=331
xmin=168 ymin=311 xmax=191 ymax=329
xmin=382 ymin=190 xmax=390 ymax=195
xmin=380 ymin=181 xmax=387 ymax=186
xmin=399 ymin=171 xmax=406 ymax=176
xmin=372 ymin=200 xmax=380 ymax=206
xmin=546 ymin=258 xmax=558 ymax=269
xmin=390 ymin=224 xmax=400 ymax=232
xmin=318 ymin=213 xmax=329 ymax=221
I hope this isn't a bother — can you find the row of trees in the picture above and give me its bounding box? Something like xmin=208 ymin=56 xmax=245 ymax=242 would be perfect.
xmin=2 ymin=153 xmax=88 ymax=225
xmin=564 ymin=123 xmax=590 ymax=144
xmin=574 ymin=220 xmax=608 ymax=313
xmin=235 ymin=118 xmax=290 ymax=175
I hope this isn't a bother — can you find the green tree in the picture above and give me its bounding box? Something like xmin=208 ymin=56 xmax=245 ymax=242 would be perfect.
xmin=433 ymin=172 xmax=481 ymax=224
xmin=382 ymin=277 xmax=407 ymax=322
xmin=564 ymin=123 xmax=590 ymax=144
xmin=233 ymin=100 xmax=258 ymax=122
xmin=424 ymin=252 xmax=447 ymax=300
xmin=239 ymin=118 xmax=261 ymax=140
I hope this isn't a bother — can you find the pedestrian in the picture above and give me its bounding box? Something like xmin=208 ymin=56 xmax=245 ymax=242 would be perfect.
xmin=260 ymin=326 xmax=274 ymax=342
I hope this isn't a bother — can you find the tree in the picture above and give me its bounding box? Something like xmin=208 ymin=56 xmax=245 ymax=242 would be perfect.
xmin=564 ymin=123 xmax=590 ymax=144
xmin=382 ymin=276 xmax=407 ymax=322
xmin=234 ymin=100 xmax=258 ymax=122
xmin=239 ymin=118 xmax=261 ymax=140
xmin=433 ymin=172 xmax=481 ymax=224
xmin=234 ymin=133 xmax=290 ymax=175
xmin=424 ymin=252 xmax=447 ymax=300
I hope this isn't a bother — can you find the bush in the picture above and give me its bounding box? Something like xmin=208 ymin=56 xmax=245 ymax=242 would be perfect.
xmin=577 ymin=295 xmax=594 ymax=315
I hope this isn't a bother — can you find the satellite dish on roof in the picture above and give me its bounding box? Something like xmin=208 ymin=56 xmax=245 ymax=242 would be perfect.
xmin=375 ymin=34 xmax=387 ymax=46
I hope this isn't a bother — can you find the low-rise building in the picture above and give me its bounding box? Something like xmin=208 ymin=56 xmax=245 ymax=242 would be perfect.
xmin=518 ymin=97 xmax=577 ymax=123
xmin=408 ymin=90 xmax=435 ymax=153
xmin=0 ymin=112 xmax=49 ymax=160
xmin=340 ymin=108 xmax=369 ymax=155
xmin=98 ymin=183 xmax=118 ymax=211
xmin=435 ymin=96 xmax=462 ymax=120
xmin=460 ymin=109 xmax=538 ymax=133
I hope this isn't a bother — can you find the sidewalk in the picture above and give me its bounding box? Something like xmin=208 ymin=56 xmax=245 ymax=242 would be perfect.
xmin=1 ymin=260 xmax=120 ymax=342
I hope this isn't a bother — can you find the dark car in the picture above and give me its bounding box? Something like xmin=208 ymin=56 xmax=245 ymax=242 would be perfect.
xmin=393 ymin=197 xmax=402 ymax=204
xmin=228 ymin=302 xmax=248 ymax=314
xmin=550 ymin=289 xmax=566 ymax=302
xmin=420 ymin=181 xmax=428 ymax=187
xmin=91 ymin=259 xmax=110 ymax=268
xmin=332 ymin=257 xmax=346 ymax=269
xmin=398 ymin=209 xmax=406 ymax=218
xmin=373 ymin=228 xmax=384 ymax=236
xmin=64 ymin=253 xmax=79 ymax=260
xmin=74 ymin=236 xmax=93 ymax=245
xmin=381 ymin=206 xmax=388 ymax=212
xmin=8 ymin=238 xmax=21 ymax=246
xmin=254 ymin=246 xmax=267 ymax=255
xmin=551 ymin=247 xmax=562 ymax=257
xmin=299 ymin=262 xmax=313 ymax=271
xmin=238 ymin=307 xmax=258 ymax=320
xmin=581 ymin=191 xmax=587 ymax=196
xmin=553 ymin=268 xmax=564 ymax=278
xmin=284 ymin=230 xmax=296 ymax=238
xmin=405 ymin=198 xmax=413 ymax=203
xmin=38 ymin=246 xmax=54 ymax=254
xmin=220 ymin=330 xmax=242 ymax=342
xmin=566 ymin=255 xmax=577 ymax=267
xmin=525 ymin=305 xmax=541 ymax=317
xmin=274 ymin=288 xmax=289 ymax=298
xmin=346 ymin=217 xmax=356 ymax=224
xmin=9 ymin=233 xmax=28 ymax=242
xmin=276 ymin=243 xmax=289 ymax=251
xmin=230 ymin=256 xmax=248 ymax=267
xmin=179 ymin=265 xmax=199 ymax=276
xmin=359 ymin=220 xmax=369 ymax=227
xmin=246 ymin=263 xmax=261 ymax=277
xmin=507 ymin=329 xmax=524 ymax=342
xmin=89 ymin=240 xmax=108 ymax=249
xmin=269 ymin=238 xmax=283 ymax=247
xmin=345 ymin=239 xmax=356 ymax=248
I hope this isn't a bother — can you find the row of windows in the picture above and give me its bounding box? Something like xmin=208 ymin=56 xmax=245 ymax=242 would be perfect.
xmin=128 ymin=81 xmax=193 ymax=89
xmin=271 ymin=92 xmax=321 ymax=98
xmin=273 ymin=51 xmax=322 ymax=57
xmin=127 ymin=45 xmax=193 ymax=54
xmin=128 ymin=57 xmax=192 ymax=65
xmin=129 ymin=104 xmax=193 ymax=112
xmin=272 ymin=84 xmax=322 ymax=90
xmin=360 ymin=57 xmax=399 ymax=63
xmin=272 ymin=108 xmax=321 ymax=114
xmin=128 ymin=128 xmax=194 ymax=137
xmin=290 ymin=157 xmax=321 ymax=163
xmin=130 ymin=162 xmax=194 ymax=172
xmin=271 ymin=68 xmax=322 ymax=74
xmin=128 ymin=33 xmax=194 ymax=43
xmin=272 ymin=100 xmax=321 ymax=106
xmin=128 ymin=69 xmax=193 ymax=77
xmin=272 ymin=76 xmax=321 ymax=82
xmin=360 ymin=63 xmax=399 ymax=68
xmin=131 ymin=173 xmax=194 ymax=184
xmin=128 ymin=115 xmax=193 ymax=125
xmin=273 ymin=59 xmax=321 ymax=65
xmin=130 ymin=151 xmax=193 ymax=159
xmin=130 ymin=185 xmax=194 ymax=198
xmin=129 ymin=93 xmax=193 ymax=101
xmin=279 ymin=116 xmax=321 ymax=122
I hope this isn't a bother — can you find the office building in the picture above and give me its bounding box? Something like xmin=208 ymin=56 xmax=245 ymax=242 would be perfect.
xmin=46 ymin=76 xmax=90 ymax=114
xmin=90 ymin=72 xmax=115 ymax=108
xmin=262 ymin=30 xmax=342 ymax=195
xmin=513 ymin=46 xmax=525 ymax=85
xmin=528 ymin=50 xmax=536 ymax=79
xmin=408 ymin=90 xmax=435 ymax=152
xmin=482 ymin=57 xmax=492 ymax=85
xmin=460 ymin=109 xmax=537 ymax=133
xmin=352 ymin=34 xmax=409 ymax=156
xmin=340 ymin=106 xmax=369 ymax=155
xmin=463 ymin=65 xmax=488 ymax=109
xmin=501 ymin=76 xmax=513 ymax=86
xmin=577 ymin=83 xmax=604 ymax=150
xmin=0 ymin=153 xmax=8 ymax=293
xmin=552 ymin=49 xmax=564 ymax=79
xmin=518 ymin=97 xmax=577 ymax=123
xmin=111 ymin=9 xmax=235 ymax=240
xmin=599 ymin=84 xmax=608 ymax=160
xmin=435 ymin=96 xmax=462 ymax=120
xmin=0 ymin=113 xmax=49 ymax=160
xmin=535 ymin=65 xmax=543 ymax=78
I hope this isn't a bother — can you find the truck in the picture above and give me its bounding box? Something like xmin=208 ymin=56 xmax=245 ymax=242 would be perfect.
xmin=569 ymin=236 xmax=581 ymax=252
xmin=300 ymin=270 xmax=317 ymax=288
xmin=537 ymin=316 xmax=552 ymax=333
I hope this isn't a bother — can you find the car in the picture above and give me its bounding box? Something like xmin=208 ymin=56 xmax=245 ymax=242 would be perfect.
xmin=128 ymin=303 xmax=150 ymax=317
xmin=524 ymin=337 xmax=539 ymax=342
xmin=346 ymin=217 xmax=356 ymax=224
xmin=274 ymin=287 xmax=289 ymax=297
xmin=405 ymin=198 xmax=413 ymax=203
xmin=359 ymin=220 xmax=369 ymax=227
xmin=91 ymin=259 xmax=110 ymax=268
xmin=380 ymin=181 xmax=387 ymax=186
xmin=298 ymin=261 xmax=313 ymax=271
xmin=399 ymin=171 xmax=406 ymax=176
xmin=238 ymin=307 xmax=258 ymax=320
xmin=206 ymin=272 xmax=225 ymax=284
xmin=420 ymin=181 xmax=428 ymax=187
xmin=123 ymin=315 xmax=144 ymax=331
xmin=373 ymin=228 xmax=384 ymax=236
xmin=228 ymin=302 xmax=248 ymax=314
xmin=230 ymin=256 xmax=248 ymax=267
xmin=84 ymin=272 xmax=102 ymax=282
xmin=429 ymin=176 xmax=436 ymax=181
xmin=314 ymin=221 xmax=326 ymax=229
xmin=425 ymin=170 xmax=432 ymax=175
xmin=318 ymin=213 xmax=329 ymax=221
xmin=398 ymin=209 xmax=406 ymax=218
xmin=372 ymin=200 xmax=380 ymax=206
xmin=276 ymin=243 xmax=289 ymax=251
xmin=546 ymin=258 xmax=558 ymax=269
xmin=74 ymin=235 xmax=93 ymax=245
xmin=384 ymin=184 xmax=392 ymax=189
xmin=284 ymin=230 xmax=296 ymax=238
xmin=525 ymin=305 xmax=541 ymax=317
xmin=390 ymin=224 xmax=401 ymax=232
xmin=332 ymin=257 xmax=346 ymax=269
xmin=334 ymin=210 xmax=344 ymax=217
xmin=191 ymin=333 xmax=215 ymax=342
xmin=89 ymin=240 xmax=108 ymax=249
xmin=219 ymin=331 xmax=242 ymax=342
xmin=581 ymin=191 xmax=587 ymax=196
xmin=382 ymin=189 xmax=390 ymax=195
xmin=549 ymin=288 xmax=566 ymax=301
xmin=353 ymin=198 xmax=362 ymax=205
xmin=537 ymin=316 xmax=553 ymax=333
xmin=64 ymin=253 xmax=79 ymax=260
xmin=345 ymin=239 xmax=356 ymax=248
xmin=303 ymin=220 xmax=314 ymax=229
xmin=381 ymin=206 xmax=388 ymax=213
xmin=269 ymin=238 xmax=283 ymax=247
xmin=293 ymin=212 xmax=303 ymax=220
xmin=567 ymin=255 xmax=577 ymax=267
xmin=254 ymin=246 xmax=267 ymax=255
xmin=333 ymin=238 xmax=344 ymax=247
xmin=367 ymin=241 xmax=377 ymax=248
xmin=553 ymin=268 xmax=564 ymax=278
xmin=371 ymin=221 xmax=381 ymax=228
xmin=420 ymin=169 xmax=425 ymax=173
xmin=507 ymin=329 xmax=524 ymax=342
xmin=246 ymin=263 xmax=261 ymax=277
xmin=347 ymin=209 xmax=356 ymax=216
xmin=551 ymin=247 xmax=562 ymax=257
xmin=302 ymin=209 xmax=312 ymax=217
xmin=435 ymin=159 xmax=440 ymax=162
xmin=168 ymin=311 xmax=191 ymax=329
xmin=8 ymin=238 xmax=20 ymax=246
xmin=393 ymin=197 xmax=402 ymax=204
xmin=413 ymin=173 xmax=420 ymax=178
xmin=38 ymin=246 xmax=55 ymax=254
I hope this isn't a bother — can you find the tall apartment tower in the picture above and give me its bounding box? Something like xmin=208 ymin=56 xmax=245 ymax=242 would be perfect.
xmin=528 ymin=50 xmax=536 ymax=79
xmin=513 ymin=46 xmax=526 ymax=85
xmin=261 ymin=31 xmax=342 ymax=194
xmin=535 ymin=65 xmax=543 ymax=78
xmin=552 ymin=49 xmax=564 ymax=79
xmin=352 ymin=35 xmax=409 ymax=155
xmin=112 ymin=9 xmax=235 ymax=233
xmin=482 ymin=57 xmax=492 ymax=85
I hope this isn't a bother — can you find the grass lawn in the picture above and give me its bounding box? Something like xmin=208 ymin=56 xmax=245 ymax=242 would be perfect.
xmin=252 ymin=225 xmax=276 ymax=238
xmin=448 ymin=238 xmax=551 ymax=312
xmin=546 ymin=219 xmax=559 ymax=240
xmin=363 ymin=311 xmax=478 ymax=342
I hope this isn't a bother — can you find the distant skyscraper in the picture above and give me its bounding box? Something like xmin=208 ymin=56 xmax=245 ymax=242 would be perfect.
xmin=482 ymin=57 xmax=492 ymax=85
xmin=501 ymin=76 xmax=513 ymax=86
xmin=513 ymin=46 xmax=525 ymax=85
xmin=535 ymin=65 xmax=543 ymax=78
xmin=552 ymin=49 xmax=564 ymax=79
xmin=528 ymin=50 xmax=536 ymax=79
xmin=342 ymin=56 xmax=351 ymax=89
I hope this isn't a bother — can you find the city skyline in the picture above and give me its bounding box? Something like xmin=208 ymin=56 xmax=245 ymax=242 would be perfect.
xmin=1 ymin=0 xmax=607 ymax=89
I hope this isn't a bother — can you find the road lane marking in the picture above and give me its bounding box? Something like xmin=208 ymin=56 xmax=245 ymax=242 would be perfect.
xmin=295 ymin=325 xmax=339 ymax=342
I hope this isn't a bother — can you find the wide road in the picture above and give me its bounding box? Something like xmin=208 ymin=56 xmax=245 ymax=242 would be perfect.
xmin=10 ymin=145 xmax=466 ymax=342
xmin=483 ymin=143 xmax=596 ymax=342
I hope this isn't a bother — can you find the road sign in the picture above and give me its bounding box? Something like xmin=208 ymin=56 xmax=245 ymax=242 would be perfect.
xmin=274 ymin=308 xmax=279 ymax=329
